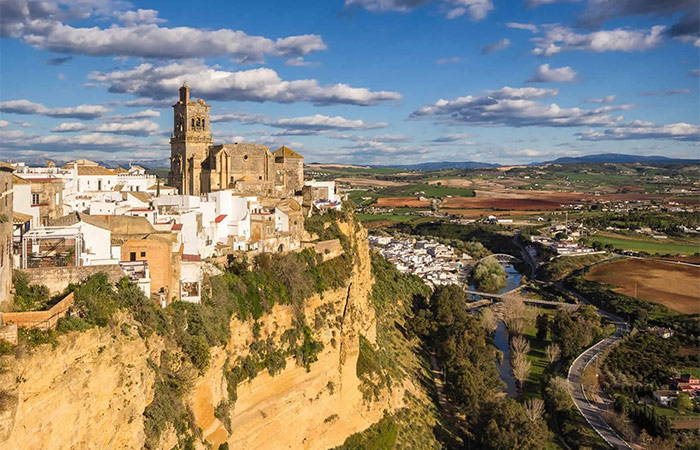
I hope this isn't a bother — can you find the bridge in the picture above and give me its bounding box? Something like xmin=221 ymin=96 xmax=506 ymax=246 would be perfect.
xmin=474 ymin=254 xmax=522 ymax=264
xmin=463 ymin=289 xmax=579 ymax=311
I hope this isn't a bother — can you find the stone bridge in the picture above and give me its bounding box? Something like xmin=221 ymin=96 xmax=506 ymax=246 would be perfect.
xmin=464 ymin=289 xmax=578 ymax=311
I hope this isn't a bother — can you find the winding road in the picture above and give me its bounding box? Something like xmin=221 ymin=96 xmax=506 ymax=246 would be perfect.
xmin=561 ymin=285 xmax=633 ymax=449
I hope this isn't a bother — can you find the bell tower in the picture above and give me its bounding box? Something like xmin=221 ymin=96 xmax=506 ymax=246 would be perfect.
xmin=170 ymin=84 xmax=213 ymax=195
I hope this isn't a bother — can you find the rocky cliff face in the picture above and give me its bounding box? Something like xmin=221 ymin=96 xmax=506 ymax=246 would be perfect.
xmin=0 ymin=218 xmax=399 ymax=450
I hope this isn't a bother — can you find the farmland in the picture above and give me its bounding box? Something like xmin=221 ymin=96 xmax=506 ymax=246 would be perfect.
xmin=585 ymin=259 xmax=700 ymax=315
xmin=590 ymin=234 xmax=700 ymax=256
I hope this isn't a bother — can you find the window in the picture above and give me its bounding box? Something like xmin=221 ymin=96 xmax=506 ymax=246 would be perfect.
xmin=31 ymin=193 xmax=40 ymax=205
xmin=140 ymin=251 xmax=146 ymax=257
xmin=202 ymin=119 xmax=205 ymax=129
xmin=192 ymin=118 xmax=195 ymax=128
xmin=243 ymin=154 xmax=248 ymax=161
xmin=130 ymin=252 xmax=136 ymax=262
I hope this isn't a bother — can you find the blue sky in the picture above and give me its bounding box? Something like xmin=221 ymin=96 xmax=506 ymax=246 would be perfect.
xmin=0 ymin=0 xmax=698 ymax=166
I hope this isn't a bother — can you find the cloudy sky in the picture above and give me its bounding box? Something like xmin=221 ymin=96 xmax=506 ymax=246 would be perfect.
xmin=0 ymin=0 xmax=698 ymax=166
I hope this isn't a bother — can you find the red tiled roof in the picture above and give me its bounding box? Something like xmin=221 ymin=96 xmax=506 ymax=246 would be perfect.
xmin=182 ymin=254 xmax=201 ymax=262
xmin=171 ymin=223 xmax=183 ymax=231
xmin=215 ymin=214 xmax=227 ymax=223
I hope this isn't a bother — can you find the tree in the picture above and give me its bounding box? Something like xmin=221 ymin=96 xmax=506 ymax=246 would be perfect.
xmin=546 ymin=377 xmax=573 ymax=412
xmin=475 ymin=399 xmax=549 ymax=450
xmin=545 ymin=344 xmax=561 ymax=364
xmin=510 ymin=335 xmax=530 ymax=355
xmin=481 ymin=308 xmax=497 ymax=333
xmin=676 ymin=393 xmax=692 ymax=414
xmin=512 ymin=352 xmax=531 ymax=388
xmin=503 ymin=297 xmax=533 ymax=336
xmin=535 ymin=313 xmax=549 ymax=340
xmin=523 ymin=398 xmax=545 ymax=422
xmin=472 ymin=257 xmax=507 ymax=293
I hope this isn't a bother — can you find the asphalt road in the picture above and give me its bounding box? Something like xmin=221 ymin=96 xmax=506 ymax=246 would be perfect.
xmin=563 ymin=287 xmax=633 ymax=450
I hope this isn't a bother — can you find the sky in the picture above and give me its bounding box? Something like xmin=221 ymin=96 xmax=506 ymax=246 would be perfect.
xmin=0 ymin=0 xmax=698 ymax=166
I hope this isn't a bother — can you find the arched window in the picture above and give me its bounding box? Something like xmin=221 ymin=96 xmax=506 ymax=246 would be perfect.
xmin=202 ymin=119 xmax=205 ymax=129
xmin=191 ymin=118 xmax=195 ymax=128
xmin=196 ymin=118 xmax=201 ymax=128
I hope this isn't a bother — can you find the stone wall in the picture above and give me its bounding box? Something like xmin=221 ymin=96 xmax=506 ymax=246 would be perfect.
xmin=1 ymin=292 xmax=74 ymax=330
xmin=22 ymin=264 xmax=125 ymax=295
xmin=315 ymin=238 xmax=344 ymax=261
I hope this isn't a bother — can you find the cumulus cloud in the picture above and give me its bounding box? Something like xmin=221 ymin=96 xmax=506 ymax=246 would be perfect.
xmin=639 ymin=89 xmax=691 ymax=96
xmin=410 ymin=85 xmax=626 ymax=128
xmin=328 ymin=133 xmax=412 ymax=143
xmin=118 ymin=9 xmax=165 ymax=26
xmin=0 ymin=128 xmax=140 ymax=152
xmin=344 ymin=0 xmax=493 ymax=21
xmin=577 ymin=122 xmax=700 ymax=142
xmin=285 ymin=57 xmax=320 ymax=67
xmin=88 ymin=62 xmax=402 ymax=106
xmin=106 ymin=109 xmax=161 ymax=121
xmin=577 ymin=0 xmax=694 ymax=27
xmin=51 ymin=122 xmax=89 ymax=132
xmin=0 ymin=99 xmax=110 ymax=119
xmin=532 ymin=25 xmax=665 ymax=56
xmin=0 ymin=120 xmax=9 ymax=127
xmin=527 ymin=64 xmax=578 ymax=83
xmin=212 ymin=111 xmax=386 ymax=135
xmin=506 ymin=22 xmax=538 ymax=33
xmin=482 ymin=38 xmax=510 ymax=54
xmin=1 ymin=0 xmax=326 ymax=63
xmin=95 ymin=120 xmax=160 ymax=136
xmin=586 ymin=95 xmax=616 ymax=104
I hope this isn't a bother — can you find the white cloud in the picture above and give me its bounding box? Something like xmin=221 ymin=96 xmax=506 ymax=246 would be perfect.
xmin=429 ymin=133 xmax=472 ymax=142
xmin=482 ymin=38 xmax=510 ymax=54
xmin=0 ymin=128 xmax=140 ymax=152
xmin=639 ymin=89 xmax=691 ymax=96
xmin=410 ymin=85 xmax=625 ymax=128
xmin=532 ymin=25 xmax=665 ymax=56
xmin=344 ymin=0 xmax=493 ymax=21
xmin=0 ymin=99 xmax=110 ymax=119
xmin=118 ymin=9 xmax=166 ymax=26
xmin=285 ymin=57 xmax=320 ymax=67
xmin=212 ymin=111 xmax=386 ymax=135
xmin=506 ymin=22 xmax=538 ymax=33
xmin=577 ymin=122 xmax=700 ymax=142
xmin=51 ymin=122 xmax=89 ymax=132
xmin=95 ymin=120 xmax=160 ymax=136
xmin=527 ymin=63 xmax=578 ymax=83
xmin=0 ymin=120 xmax=9 ymax=128
xmin=586 ymin=95 xmax=616 ymax=104
xmin=329 ymin=133 xmax=413 ymax=143
xmin=2 ymin=0 xmax=326 ymax=63
xmin=106 ymin=109 xmax=161 ymax=121
xmin=88 ymin=61 xmax=402 ymax=106
xmin=436 ymin=56 xmax=463 ymax=64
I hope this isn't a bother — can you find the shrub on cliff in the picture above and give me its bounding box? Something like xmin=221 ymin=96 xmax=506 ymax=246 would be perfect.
xmin=472 ymin=257 xmax=507 ymax=293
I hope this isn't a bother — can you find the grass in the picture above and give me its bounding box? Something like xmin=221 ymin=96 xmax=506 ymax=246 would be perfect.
xmin=520 ymin=307 xmax=556 ymax=400
xmin=355 ymin=213 xmax=418 ymax=222
xmin=591 ymin=235 xmax=700 ymax=255
xmin=381 ymin=183 xmax=475 ymax=198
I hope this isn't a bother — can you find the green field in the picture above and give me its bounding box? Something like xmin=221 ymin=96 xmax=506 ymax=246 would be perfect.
xmin=591 ymin=235 xmax=700 ymax=255
xmin=355 ymin=213 xmax=418 ymax=222
xmin=521 ymin=307 xmax=556 ymax=400
xmin=382 ymin=183 xmax=475 ymax=198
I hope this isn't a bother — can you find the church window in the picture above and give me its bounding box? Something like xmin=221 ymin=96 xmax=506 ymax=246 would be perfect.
xmin=196 ymin=118 xmax=201 ymax=128
xmin=202 ymin=119 xmax=205 ymax=129
xmin=192 ymin=118 xmax=195 ymax=128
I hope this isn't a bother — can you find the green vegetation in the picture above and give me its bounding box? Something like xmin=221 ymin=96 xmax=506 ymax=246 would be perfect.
xmin=11 ymin=271 xmax=51 ymax=312
xmin=472 ymin=257 xmax=507 ymax=293
xmin=355 ymin=213 xmax=417 ymax=223
xmin=393 ymin=222 xmax=520 ymax=255
xmin=603 ymin=332 xmax=700 ymax=444
xmin=379 ymin=183 xmax=475 ymax=198
xmin=539 ymin=253 xmax=609 ymax=282
xmin=588 ymin=235 xmax=699 ymax=256
xmin=356 ymin=334 xmax=390 ymax=401
xmin=333 ymin=413 xmax=399 ymax=450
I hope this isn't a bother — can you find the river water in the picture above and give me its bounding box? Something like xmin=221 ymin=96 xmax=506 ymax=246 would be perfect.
xmin=467 ymin=263 xmax=523 ymax=398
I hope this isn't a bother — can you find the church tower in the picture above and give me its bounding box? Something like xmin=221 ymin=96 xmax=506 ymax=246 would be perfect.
xmin=170 ymin=84 xmax=213 ymax=195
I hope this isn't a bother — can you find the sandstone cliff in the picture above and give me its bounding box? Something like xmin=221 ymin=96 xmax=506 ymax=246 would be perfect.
xmin=0 ymin=218 xmax=402 ymax=450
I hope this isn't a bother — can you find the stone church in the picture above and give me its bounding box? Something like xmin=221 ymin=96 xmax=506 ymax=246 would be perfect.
xmin=169 ymin=85 xmax=303 ymax=197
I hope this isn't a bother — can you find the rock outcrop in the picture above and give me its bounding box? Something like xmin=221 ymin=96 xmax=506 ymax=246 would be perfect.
xmin=0 ymin=217 xmax=397 ymax=450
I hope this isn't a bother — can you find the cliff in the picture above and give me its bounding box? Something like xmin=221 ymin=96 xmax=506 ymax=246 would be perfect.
xmin=0 ymin=216 xmax=405 ymax=450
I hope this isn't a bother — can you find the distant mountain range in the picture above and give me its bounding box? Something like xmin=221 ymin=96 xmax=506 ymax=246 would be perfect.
xmin=376 ymin=153 xmax=699 ymax=170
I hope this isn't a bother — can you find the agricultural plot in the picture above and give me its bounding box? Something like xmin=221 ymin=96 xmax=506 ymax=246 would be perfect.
xmin=585 ymin=259 xmax=700 ymax=315
xmin=591 ymin=235 xmax=700 ymax=256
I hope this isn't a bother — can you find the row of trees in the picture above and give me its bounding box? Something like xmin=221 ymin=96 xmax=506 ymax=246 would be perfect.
xmin=409 ymin=285 xmax=550 ymax=449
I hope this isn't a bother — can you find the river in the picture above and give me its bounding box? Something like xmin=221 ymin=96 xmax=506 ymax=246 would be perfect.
xmin=467 ymin=263 xmax=523 ymax=398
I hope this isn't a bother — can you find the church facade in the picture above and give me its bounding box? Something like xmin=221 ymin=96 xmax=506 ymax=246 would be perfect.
xmin=169 ymin=85 xmax=303 ymax=197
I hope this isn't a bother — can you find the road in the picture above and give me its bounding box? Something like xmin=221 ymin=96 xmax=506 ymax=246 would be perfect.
xmin=562 ymin=285 xmax=633 ymax=450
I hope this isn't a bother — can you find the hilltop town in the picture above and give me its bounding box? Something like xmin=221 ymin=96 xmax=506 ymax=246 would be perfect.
xmin=0 ymin=87 xmax=342 ymax=325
